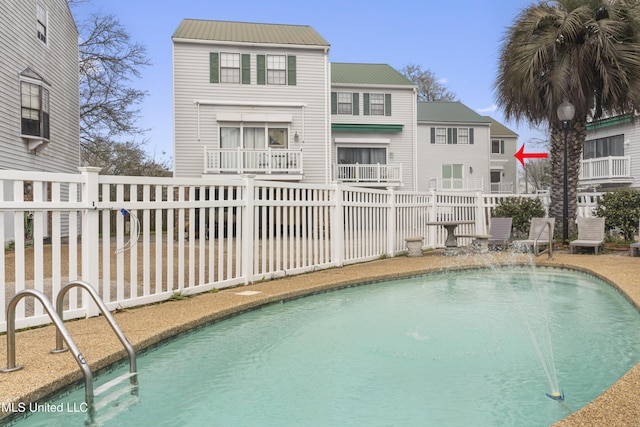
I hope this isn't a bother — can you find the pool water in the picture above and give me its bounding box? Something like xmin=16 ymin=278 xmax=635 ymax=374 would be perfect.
xmin=11 ymin=268 xmax=640 ymax=427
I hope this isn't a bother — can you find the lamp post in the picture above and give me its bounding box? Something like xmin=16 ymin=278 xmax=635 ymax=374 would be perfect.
xmin=556 ymin=100 xmax=575 ymax=245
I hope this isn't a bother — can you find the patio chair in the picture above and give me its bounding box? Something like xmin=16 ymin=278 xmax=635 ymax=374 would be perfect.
xmin=487 ymin=217 xmax=512 ymax=250
xmin=513 ymin=218 xmax=555 ymax=256
xmin=570 ymin=217 xmax=605 ymax=254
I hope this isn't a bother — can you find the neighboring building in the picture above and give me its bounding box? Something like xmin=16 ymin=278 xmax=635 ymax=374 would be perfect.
xmin=416 ymin=102 xmax=493 ymax=192
xmin=0 ymin=0 xmax=80 ymax=172
xmin=486 ymin=116 xmax=518 ymax=193
xmin=580 ymin=115 xmax=635 ymax=190
xmin=330 ymin=63 xmax=417 ymax=189
xmin=172 ymin=19 xmax=331 ymax=183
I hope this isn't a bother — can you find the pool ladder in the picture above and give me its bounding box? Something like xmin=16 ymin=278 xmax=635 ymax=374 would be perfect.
xmin=1 ymin=280 xmax=138 ymax=419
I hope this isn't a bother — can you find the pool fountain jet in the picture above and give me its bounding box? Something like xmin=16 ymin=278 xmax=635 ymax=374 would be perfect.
xmin=546 ymin=390 xmax=565 ymax=401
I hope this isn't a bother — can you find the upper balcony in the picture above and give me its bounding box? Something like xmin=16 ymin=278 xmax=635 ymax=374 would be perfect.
xmin=580 ymin=156 xmax=632 ymax=185
xmin=204 ymin=147 xmax=303 ymax=179
xmin=333 ymin=163 xmax=402 ymax=187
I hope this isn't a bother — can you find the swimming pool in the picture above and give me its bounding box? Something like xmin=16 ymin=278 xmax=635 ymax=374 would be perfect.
xmin=11 ymin=267 xmax=640 ymax=426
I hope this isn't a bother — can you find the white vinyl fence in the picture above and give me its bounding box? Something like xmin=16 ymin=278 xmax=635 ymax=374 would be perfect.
xmin=1 ymin=168 xmax=595 ymax=332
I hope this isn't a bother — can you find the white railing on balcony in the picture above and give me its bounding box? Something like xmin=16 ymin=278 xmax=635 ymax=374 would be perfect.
xmin=204 ymin=147 xmax=303 ymax=175
xmin=580 ymin=156 xmax=631 ymax=180
xmin=333 ymin=163 xmax=402 ymax=184
xmin=490 ymin=182 xmax=514 ymax=194
xmin=428 ymin=178 xmax=484 ymax=191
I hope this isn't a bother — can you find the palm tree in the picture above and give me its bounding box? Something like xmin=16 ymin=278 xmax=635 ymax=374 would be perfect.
xmin=495 ymin=0 xmax=640 ymax=239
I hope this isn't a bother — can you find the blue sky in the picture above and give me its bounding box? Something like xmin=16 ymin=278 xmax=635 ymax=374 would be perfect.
xmin=70 ymin=0 xmax=549 ymax=167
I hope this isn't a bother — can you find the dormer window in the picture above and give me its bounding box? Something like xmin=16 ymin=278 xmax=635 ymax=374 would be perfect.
xmin=36 ymin=2 xmax=48 ymax=44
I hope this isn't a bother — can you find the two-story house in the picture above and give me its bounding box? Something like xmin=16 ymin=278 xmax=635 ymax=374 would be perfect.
xmin=416 ymin=102 xmax=493 ymax=192
xmin=580 ymin=114 xmax=635 ymax=190
xmin=172 ymin=19 xmax=331 ymax=183
xmin=0 ymin=0 xmax=80 ymax=172
xmin=486 ymin=116 xmax=518 ymax=193
xmin=330 ymin=63 xmax=417 ymax=189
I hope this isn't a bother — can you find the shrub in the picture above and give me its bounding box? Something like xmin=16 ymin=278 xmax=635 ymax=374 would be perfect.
xmin=491 ymin=197 xmax=546 ymax=237
xmin=595 ymin=189 xmax=640 ymax=241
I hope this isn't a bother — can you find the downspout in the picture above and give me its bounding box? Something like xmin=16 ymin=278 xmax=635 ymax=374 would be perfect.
xmin=412 ymin=87 xmax=418 ymax=191
xmin=324 ymin=48 xmax=330 ymax=184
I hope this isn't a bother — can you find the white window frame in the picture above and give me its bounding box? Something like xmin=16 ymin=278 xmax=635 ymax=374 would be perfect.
xmin=337 ymin=92 xmax=353 ymax=115
xmin=457 ymin=128 xmax=469 ymax=144
xmin=36 ymin=1 xmax=48 ymax=45
xmin=370 ymin=93 xmax=385 ymax=116
xmin=435 ymin=127 xmax=447 ymax=144
xmin=220 ymin=53 xmax=240 ymax=84
xmin=492 ymin=139 xmax=505 ymax=154
xmin=20 ymin=79 xmax=50 ymax=141
xmin=267 ymin=55 xmax=286 ymax=85
xmin=219 ymin=122 xmax=289 ymax=149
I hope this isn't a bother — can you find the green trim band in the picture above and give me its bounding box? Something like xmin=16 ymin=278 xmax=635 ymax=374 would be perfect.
xmin=331 ymin=123 xmax=404 ymax=132
xmin=586 ymin=115 xmax=632 ymax=130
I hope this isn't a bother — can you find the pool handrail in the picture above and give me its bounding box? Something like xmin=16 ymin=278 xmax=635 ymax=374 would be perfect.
xmin=53 ymin=280 xmax=137 ymax=381
xmin=0 ymin=288 xmax=95 ymax=406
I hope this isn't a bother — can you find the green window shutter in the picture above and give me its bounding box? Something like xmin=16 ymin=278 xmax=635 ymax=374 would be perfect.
xmin=209 ymin=52 xmax=219 ymax=83
xmin=287 ymin=55 xmax=296 ymax=85
xmin=352 ymin=93 xmax=359 ymax=115
xmin=257 ymin=55 xmax=266 ymax=85
xmin=385 ymin=94 xmax=392 ymax=116
xmin=431 ymin=127 xmax=436 ymax=144
xmin=470 ymin=128 xmax=474 ymax=145
xmin=363 ymin=93 xmax=370 ymax=115
xmin=453 ymin=128 xmax=458 ymax=144
xmin=501 ymin=140 xmax=505 ymax=153
xmin=447 ymin=128 xmax=452 ymax=144
xmin=331 ymin=92 xmax=337 ymax=115
xmin=241 ymin=54 xmax=250 ymax=84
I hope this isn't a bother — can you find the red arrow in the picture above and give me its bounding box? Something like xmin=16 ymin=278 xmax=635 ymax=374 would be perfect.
xmin=514 ymin=144 xmax=548 ymax=167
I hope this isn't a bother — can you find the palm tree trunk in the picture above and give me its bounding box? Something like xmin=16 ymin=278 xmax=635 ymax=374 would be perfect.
xmin=549 ymin=119 xmax=586 ymax=241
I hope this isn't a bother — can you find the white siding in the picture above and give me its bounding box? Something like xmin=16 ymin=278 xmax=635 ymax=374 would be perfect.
xmin=173 ymin=41 xmax=329 ymax=183
xmin=330 ymin=85 xmax=416 ymax=189
xmin=0 ymin=0 xmax=80 ymax=173
xmin=416 ymin=122 xmax=492 ymax=192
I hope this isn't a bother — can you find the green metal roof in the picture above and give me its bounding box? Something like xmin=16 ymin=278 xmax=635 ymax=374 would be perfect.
xmin=172 ymin=19 xmax=330 ymax=47
xmin=331 ymin=63 xmax=414 ymax=86
xmin=417 ymin=102 xmax=490 ymax=124
xmin=483 ymin=116 xmax=518 ymax=137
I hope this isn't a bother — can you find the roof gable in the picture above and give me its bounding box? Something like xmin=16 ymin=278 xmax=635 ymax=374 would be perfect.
xmin=484 ymin=116 xmax=518 ymax=137
xmin=331 ymin=63 xmax=413 ymax=86
xmin=417 ymin=102 xmax=490 ymax=124
xmin=172 ymin=19 xmax=330 ymax=47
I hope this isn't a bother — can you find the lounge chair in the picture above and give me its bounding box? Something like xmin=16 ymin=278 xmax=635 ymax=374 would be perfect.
xmin=487 ymin=217 xmax=512 ymax=249
xmin=513 ymin=218 xmax=555 ymax=255
xmin=570 ymin=217 xmax=605 ymax=254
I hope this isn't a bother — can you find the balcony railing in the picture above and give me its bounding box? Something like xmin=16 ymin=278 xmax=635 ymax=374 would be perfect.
xmin=490 ymin=182 xmax=514 ymax=194
xmin=428 ymin=178 xmax=484 ymax=191
xmin=204 ymin=147 xmax=303 ymax=174
xmin=333 ymin=163 xmax=402 ymax=184
xmin=580 ymin=156 xmax=631 ymax=181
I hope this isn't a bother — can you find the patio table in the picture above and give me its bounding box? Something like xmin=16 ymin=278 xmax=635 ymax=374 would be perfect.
xmin=425 ymin=221 xmax=475 ymax=248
